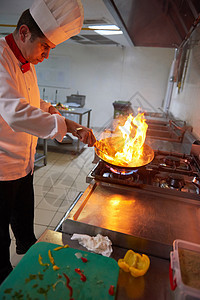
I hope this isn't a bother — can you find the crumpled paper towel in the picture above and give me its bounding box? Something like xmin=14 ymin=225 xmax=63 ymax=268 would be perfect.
xmin=71 ymin=233 xmax=113 ymax=257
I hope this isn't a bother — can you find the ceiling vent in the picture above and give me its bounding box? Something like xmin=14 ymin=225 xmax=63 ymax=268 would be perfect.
xmin=0 ymin=32 xmax=10 ymax=36
xmin=70 ymin=34 xmax=118 ymax=45
xmin=83 ymin=19 xmax=108 ymax=25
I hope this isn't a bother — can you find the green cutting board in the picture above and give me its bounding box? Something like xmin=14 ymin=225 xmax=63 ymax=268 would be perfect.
xmin=0 ymin=242 xmax=119 ymax=300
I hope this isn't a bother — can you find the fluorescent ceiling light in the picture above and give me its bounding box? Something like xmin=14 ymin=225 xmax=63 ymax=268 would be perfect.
xmin=88 ymin=25 xmax=123 ymax=35
xmin=88 ymin=25 xmax=120 ymax=30
xmin=94 ymin=30 xmax=123 ymax=35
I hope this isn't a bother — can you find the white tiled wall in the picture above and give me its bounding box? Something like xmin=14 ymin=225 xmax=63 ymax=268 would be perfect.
xmin=36 ymin=44 xmax=174 ymax=127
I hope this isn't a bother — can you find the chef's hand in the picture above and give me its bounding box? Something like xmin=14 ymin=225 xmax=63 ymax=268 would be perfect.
xmin=65 ymin=119 xmax=96 ymax=147
xmin=48 ymin=105 xmax=62 ymax=116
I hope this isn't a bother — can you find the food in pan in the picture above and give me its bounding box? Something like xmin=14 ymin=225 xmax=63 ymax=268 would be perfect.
xmin=95 ymin=113 xmax=154 ymax=169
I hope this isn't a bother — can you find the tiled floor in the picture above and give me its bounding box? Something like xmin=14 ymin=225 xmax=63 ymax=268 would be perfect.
xmin=10 ymin=144 xmax=95 ymax=268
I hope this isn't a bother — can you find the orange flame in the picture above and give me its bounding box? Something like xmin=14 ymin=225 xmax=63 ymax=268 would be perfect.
xmin=96 ymin=113 xmax=154 ymax=168
xmin=116 ymin=113 xmax=148 ymax=163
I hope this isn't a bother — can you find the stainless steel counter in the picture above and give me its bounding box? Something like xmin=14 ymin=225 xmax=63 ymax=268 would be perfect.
xmin=44 ymin=177 xmax=200 ymax=299
xmin=66 ymin=181 xmax=200 ymax=259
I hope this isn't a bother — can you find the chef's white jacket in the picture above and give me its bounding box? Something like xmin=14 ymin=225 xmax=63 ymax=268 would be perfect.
xmin=0 ymin=37 xmax=67 ymax=180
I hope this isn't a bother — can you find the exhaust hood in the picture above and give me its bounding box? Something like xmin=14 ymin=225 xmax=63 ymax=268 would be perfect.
xmin=103 ymin=0 xmax=200 ymax=48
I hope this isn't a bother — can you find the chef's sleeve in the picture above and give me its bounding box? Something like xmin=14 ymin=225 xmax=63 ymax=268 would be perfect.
xmin=0 ymin=56 xmax=67 ymax=142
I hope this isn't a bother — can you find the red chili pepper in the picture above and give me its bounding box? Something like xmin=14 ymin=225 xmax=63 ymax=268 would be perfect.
xmin=75 ymin=268 xmax=80 ymax=273
xmin=81 ymin=274 xmax=86 ymax=282
xmin=81 ymin=257 xmax=88 ymax=263
xmin=63 ymin=273 xmax=73 ymax=298
xmin=75 ymin=268 xmax=87 ymax=282
xmin=75 ymin=268 xmax=81 ymax=273
xmin=108 ymin=285 xmax=115 ymax=296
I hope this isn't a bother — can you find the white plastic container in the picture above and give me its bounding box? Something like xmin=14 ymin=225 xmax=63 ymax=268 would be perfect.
xmin=170 ymin=239 xmax=200 ymax=300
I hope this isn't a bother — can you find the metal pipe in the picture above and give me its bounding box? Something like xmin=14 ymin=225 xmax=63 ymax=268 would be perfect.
xmin=55 ymin=89 xmax=58 ymax=103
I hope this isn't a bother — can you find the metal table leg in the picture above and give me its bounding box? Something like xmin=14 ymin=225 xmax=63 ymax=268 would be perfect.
xmin=87 ymin=110 xmax=91 ymax=128
xmin=78 ymin=115 xmax=83 ymax=152
xmin=43 ymin=139 xmax=47 ymax=165
xmin=35 ymin=139 xmax=48 ymax=166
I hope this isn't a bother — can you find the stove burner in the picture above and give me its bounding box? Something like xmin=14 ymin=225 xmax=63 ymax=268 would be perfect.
xmin=164 ymin=156 xmax=180 ymax=167
xmin=101 ymin=164 xmax=141 ymax=183
xmin=168 ymin=174 xmax=185 ymax=189
xmin=153 ymin=173 xmax=185 ymax=190
xmin=192 ymin=176 xmax=200 ymax=187
xmin=182 ymin=182 xmax=200 ymax=194
xmin=109 ymin=166 xmax=138 ymax=175
xmin=88 ymin=150 xmax=200 ymax=199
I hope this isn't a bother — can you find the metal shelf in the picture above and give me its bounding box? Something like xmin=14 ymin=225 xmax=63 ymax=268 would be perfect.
xmin=35 ymin=139 xmax=47 ymax=166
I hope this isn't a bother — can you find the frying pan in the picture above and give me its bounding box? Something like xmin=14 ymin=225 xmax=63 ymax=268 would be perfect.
xmin=94 ymin=141 xmax=154 ymax=172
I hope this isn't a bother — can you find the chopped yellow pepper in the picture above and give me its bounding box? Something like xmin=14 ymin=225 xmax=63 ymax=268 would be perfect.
xmin=118 ymin=250 xmax=150 ymax=277
xmin=53 ymin=265 xmax=60 ymax=271
xmin=38 ymin=254 xmax=50 ymax=267
xmin=48 ymin=249 xmax=55 ymax=265
xmin=53 ymin=244 xmax=69 ymax=251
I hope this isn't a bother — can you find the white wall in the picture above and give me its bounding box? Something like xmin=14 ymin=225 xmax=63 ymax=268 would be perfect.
xmin=170 ymin=45 xmax=200 ymax=139
xmin=36 ymin=44 xmax=174 ymax=128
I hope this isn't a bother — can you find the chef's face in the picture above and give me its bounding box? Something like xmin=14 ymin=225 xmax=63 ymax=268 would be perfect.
xmin=24 ymin=35 xmax=56 ymax=64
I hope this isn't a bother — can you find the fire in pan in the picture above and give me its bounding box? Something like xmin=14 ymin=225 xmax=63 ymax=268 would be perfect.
xmin=94 ymin=113 xmax=154 ymax=172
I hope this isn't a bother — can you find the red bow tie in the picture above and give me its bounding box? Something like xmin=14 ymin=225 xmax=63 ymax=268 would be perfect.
xmin=5 ymin=34 xmax=30 ymax=73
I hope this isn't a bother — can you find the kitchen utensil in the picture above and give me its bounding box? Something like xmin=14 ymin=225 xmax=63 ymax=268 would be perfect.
xmin=94 ymin=144 xmax=108 ymax=156
xmin=94 ymin=141 xmax=154 ymax=171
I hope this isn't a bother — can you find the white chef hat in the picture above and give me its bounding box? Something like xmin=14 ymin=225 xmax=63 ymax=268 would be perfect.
xmin=30 ymin=0 xmax=84 ymax=45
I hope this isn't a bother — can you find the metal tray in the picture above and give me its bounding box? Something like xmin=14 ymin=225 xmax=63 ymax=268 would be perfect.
xmin=66 ymin=181 xmax=200 ymax=259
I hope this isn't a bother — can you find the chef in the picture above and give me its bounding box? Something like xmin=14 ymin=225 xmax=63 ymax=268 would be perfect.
xmin=0 ymin=0 xmax=96 ymax=284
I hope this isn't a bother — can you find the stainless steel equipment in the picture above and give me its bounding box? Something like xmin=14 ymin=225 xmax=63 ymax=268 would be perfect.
xmin=55 ymin=117 xmax=200 ymax=300
xmin=66 ymin=94 xmax=86 ymax=107
xmin=87 ymin=149 xmax=200 ymax=200
xmin=59 ymin=118 xmax=200 ymax=253
xmin=146 ymin=119 xmax=192 ymax=143
xmin=64 ymin=180 xmax=200 ymax=257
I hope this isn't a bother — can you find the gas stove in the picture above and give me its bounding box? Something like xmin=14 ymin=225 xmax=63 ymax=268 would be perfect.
xmin=86 ymin=150 xmax=200 ymax=201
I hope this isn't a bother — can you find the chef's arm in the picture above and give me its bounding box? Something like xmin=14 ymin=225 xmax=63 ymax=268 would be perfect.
xmin=0 ymin=59 xmax=94 ymax=146
xmin=40 ymin=99 xmax=61 ymax=115
xmin=40 ymin=100 xmax=96 ymax=146
xmin=65 ymin=118 xmax=96 ymax=147
xmin=0 ymin=57 xmax=66 ymax=141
